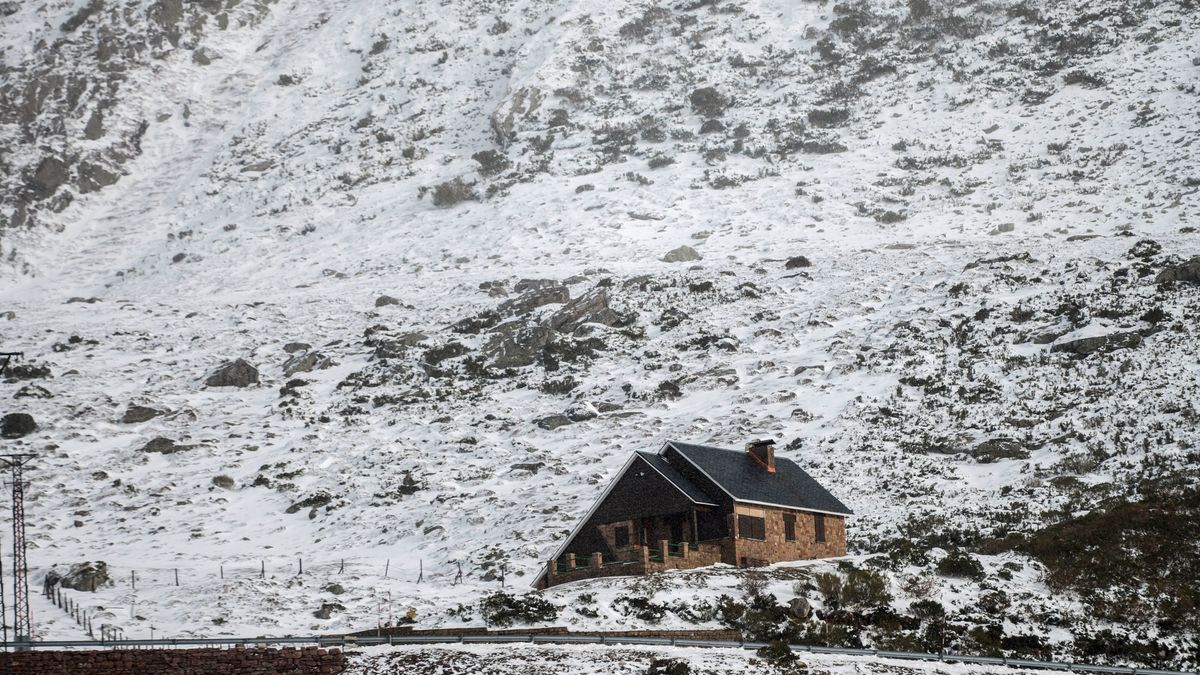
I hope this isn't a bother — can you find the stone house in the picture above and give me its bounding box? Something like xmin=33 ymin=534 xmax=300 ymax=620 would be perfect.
xmin=535 ymin=439 xmax=852 ymax=589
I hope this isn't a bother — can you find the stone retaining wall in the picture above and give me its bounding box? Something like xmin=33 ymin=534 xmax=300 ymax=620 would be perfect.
xmin=0 ymin=645 xmax=345 ymax=675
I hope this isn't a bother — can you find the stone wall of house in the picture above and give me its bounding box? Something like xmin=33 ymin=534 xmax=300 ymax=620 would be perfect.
xmin=728 ymin=504 xmax=846 ymax=566
xmin=0 ymin=646 xmax=345 ymax=675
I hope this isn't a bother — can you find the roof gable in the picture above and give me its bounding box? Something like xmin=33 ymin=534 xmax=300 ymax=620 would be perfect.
xmin=664 ymin=440 xmax=853 ymax=516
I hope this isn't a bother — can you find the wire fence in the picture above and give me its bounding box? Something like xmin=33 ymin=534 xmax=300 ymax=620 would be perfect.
xmin=36 ymin=556 xmax=494 ymax=592
xmin=0 ymin=633 xmax=1194 ymax=675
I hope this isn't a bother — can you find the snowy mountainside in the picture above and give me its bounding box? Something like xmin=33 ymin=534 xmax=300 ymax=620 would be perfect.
xmin=1 ymin=0 xmax=1199 ymax=668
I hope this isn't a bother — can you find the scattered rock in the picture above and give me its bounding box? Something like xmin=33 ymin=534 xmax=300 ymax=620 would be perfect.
xmin=662 ymin=245 xmax=702 ymax=263
xmin=139 ymin=437 xmax=194 ymax=454
xmin=14 ymin=385 xmax=52 ymax=399
xmin=282 ymin=351 xmax=332 ymax=377
xmin=375 ymin=295 xmax=400 ymax=307
xmin=204 ymin=359 xmax=259 ymax=387
xmin=785 ymin=256 xmax=811 ymax=269
xmin=0 ymin=413 xmax=36 ymax=439
xmin=283 ymin=342 xmax=312 ymax=354
xmin=212 ymin=475 xmax=235 ymax=490
xmin=120 ymin=405 xmax=166 ymax=424
xmin=535 ymin=414 xmax=573 ymax=431
xmin=511 ymin=462 xmax=545 ymax=474
xmin=313 ymin=602 xmax=345 ymax=620
xmin=323 ymin=583 xmax=345 ymax=595
xmin=970 ymin=438 xmax=1030 ymax=463
xmin=1155 ymin=257 xmax=1200 ymax=285
xmin=989 ymin=223 xmax=1015 ymax=235
xmin=1051 ymin=331 xmax=1142 ymax=356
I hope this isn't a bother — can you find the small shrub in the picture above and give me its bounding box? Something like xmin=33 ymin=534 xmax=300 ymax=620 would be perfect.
xmin=430 ymin=178 xmax=477 ymax=207
xmin=738 ymin=570 xmax=768 ymax=598
xmin=841 ymin=568 xmax=892 ymax=608
xmin=480 ymin=592 xmax=558 ymax=627
xmin=472 ymin=150 xmax=510 ymax=177
xmin=689 ymin=86 xmax=729 ymax=118
xmin=646 ymin=658 xmax=691 ymax=675
xmin=613 ymin=595 xmax=668 ymax=623
xmin=936 ymin=549 xmax=985 ymax=580
xmin=756 ymin=639 xmax=797 ymax=664
xmin=814 ymin=572 xmax=843 ymax=606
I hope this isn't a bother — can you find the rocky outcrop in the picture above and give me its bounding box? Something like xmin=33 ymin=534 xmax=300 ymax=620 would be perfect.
xmin=970 ymin=438 xmax=1030 ymax=463
xmin=1155 ymin=258 xmax=1200 ymax=285
xmin=205 ymin=359 xmax=259 ymax=387
xmin=1050 ymin=331 xmax=1142 ymax=356
xmin=482 ymin=288 xmax=627 ymax=368
xmin=498 ymin=285 xmax=570 ymax=316
xmin=282 ymin=351 xmax=332 ymax=377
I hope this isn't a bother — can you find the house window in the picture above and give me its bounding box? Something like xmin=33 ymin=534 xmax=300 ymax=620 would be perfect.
xmin=814 ymin=514 xmax=826 ymax=543
xmin=614 ymin=526 xmax=630 ymax=549
xmin=783 ymin=514 xmax=796 ymax=542
xmin=737 ymin=515 xmax=766 ymax=541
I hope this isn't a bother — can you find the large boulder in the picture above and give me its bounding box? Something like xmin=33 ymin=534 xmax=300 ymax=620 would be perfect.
xmin=661 ymin=245 xmax=702 ymax=263
xmin=120 ymin=405 xmax=166 ymax=424
xmin=46 ymin=561 xmax=110 ymax=591
xmin=1155 ymin=257 xmax=1200 ymax=285
xmin=139 ymin=437 xmax=193 ymax=454
xmin=1050 ymin=331 xmax=1142 ymax=356
xmin=0 ymin=413 xmax=36 ymax=439
xmin=204 ymin=359 xmax=259 ymax=387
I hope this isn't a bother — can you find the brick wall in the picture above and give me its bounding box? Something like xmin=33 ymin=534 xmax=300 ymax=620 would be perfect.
xmin=0 ymin=646 xmax=345 ymax=675
xmin=729 ymin=504 xmax=846 ymax=566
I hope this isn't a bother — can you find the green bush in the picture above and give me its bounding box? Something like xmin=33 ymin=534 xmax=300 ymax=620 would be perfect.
xmin=841 ymin=568 xmax=892 ymax=608
xmin=430 ymin=178 xmax=477 ymax=207
xmin=689 ymin=87 xmax=728 ymax=118
xmin=936 ymin=549 xmax=985 ymax=580
xmin=479 ymin=592 xmax=558 ymax=627
xmin=613 ymin=595 xmax=668 ymax=623
xmin=814 ymin=572 xmax=843 ymax=606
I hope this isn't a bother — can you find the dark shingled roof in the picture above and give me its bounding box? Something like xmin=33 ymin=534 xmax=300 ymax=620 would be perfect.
xmin=664 ymin=441 xmax=853 ymax=515
xmin=635 ymin=451 xmax=718 ymax=506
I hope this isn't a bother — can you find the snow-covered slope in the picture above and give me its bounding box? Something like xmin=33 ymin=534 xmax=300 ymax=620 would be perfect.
xmin=1 ymin=0 xmax=1198 ymax=668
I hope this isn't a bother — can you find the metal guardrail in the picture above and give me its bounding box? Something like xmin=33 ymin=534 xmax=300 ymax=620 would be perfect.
xmin=1 ymin=634 xmax=1196 ymax=675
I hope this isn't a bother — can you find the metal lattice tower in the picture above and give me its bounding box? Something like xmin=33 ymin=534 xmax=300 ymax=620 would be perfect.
xmin=3 ymin=454 xmax=35 ymax=644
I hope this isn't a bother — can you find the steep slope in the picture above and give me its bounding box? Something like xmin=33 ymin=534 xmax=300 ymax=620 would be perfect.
xmin=0 ymin=0 xmax=1198 ymax=668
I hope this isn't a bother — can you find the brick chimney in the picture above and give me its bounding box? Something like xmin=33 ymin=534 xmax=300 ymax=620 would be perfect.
xmin=746 ymin=439 xmax=776 ymax=473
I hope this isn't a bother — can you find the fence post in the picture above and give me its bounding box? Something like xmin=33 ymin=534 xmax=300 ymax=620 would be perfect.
xmin=416 ymin=560 xmax=423 ymax=584
xmin=131 ymin=570 xmax=136 ymax=591
xmin=384 ymin=560 xmax=389 ymax=578
xmin=175 ymin=569 xmax=179 ymax=586
xmin=299 ymin=558 xmax=303 ymax=575
xmin=220 ymin=565 xmax=224 ymax=580
xmin=339 ymin=559 xmax=344 ymax=574
xmin=261 ymin=560 xmax=265 ymax=579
